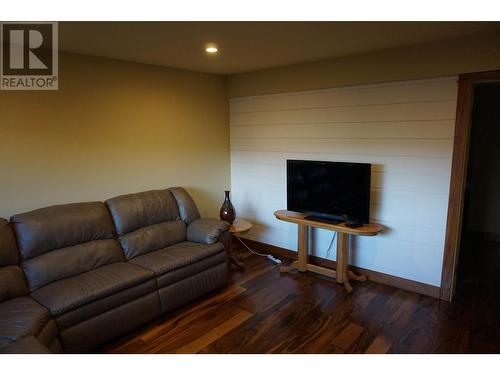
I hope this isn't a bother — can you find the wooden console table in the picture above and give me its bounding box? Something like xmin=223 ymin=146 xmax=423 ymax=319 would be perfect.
xmin=274 ymin=210 xmax=383 ymax=293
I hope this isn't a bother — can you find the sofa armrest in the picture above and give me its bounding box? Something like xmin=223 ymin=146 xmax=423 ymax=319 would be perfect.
xmin=187 ymin=218 xmax=230 ymax=245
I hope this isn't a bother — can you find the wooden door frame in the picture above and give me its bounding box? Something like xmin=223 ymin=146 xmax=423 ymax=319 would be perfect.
xmin=440 ymin=70 xmax=500 ymax=301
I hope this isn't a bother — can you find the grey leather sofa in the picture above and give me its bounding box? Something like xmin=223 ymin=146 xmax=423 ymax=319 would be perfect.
xmin=0 ymin=218 xmax=61 ymax=353
xmin=0 ymin=188 xmax=229 ymax=353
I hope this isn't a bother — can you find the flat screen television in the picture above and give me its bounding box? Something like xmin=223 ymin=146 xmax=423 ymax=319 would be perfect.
xmin=287 ymin=160 xmax=371 ymax=224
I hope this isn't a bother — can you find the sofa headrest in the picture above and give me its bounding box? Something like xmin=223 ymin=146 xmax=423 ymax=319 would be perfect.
xmin=106 ymin=189 xmax=179 ymax=236
xmin=0 ymin=218 xmax=20 ymax=267
xmin=11 ymin=202 xmax=116 ymax=261
xmin=168 ymin=187 xmax=201 ymax=225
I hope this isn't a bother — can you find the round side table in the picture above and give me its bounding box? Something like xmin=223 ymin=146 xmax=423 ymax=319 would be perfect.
xmin=228 ymin=218 xmax=252 ymax=269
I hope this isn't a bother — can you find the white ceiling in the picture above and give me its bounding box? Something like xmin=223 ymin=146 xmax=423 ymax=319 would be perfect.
xmin=60 ymin=22 xmax=500 ymax=75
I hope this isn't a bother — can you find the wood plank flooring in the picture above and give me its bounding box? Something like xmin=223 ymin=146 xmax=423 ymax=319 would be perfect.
xmin=100 ymin=239 xmax=500 ymax=354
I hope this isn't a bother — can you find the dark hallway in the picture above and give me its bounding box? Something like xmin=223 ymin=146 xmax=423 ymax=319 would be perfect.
xmin=454 ymin=84 xmax=500 ymax=347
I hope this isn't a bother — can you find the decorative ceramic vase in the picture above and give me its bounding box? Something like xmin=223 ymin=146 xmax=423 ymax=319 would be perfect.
xmin=219 ymin=190 xmax=236 ymax=224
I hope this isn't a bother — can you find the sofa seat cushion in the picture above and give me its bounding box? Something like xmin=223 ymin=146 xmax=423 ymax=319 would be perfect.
xmin=0 ymin=297 xmax=50 ymax=349
xmin=156 ymin=251 xmax=227 ymax=289
xmin=0 ymin=336 xmax=52 ymax=354
xmin=30 ymin=262 xmax=154 ymax=316
xmin=129 ymin=241 xmax=224 ymax=277
xmin=55 ymin=279 xmax=157 ymax=330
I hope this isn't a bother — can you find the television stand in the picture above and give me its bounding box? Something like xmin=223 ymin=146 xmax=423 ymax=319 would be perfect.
xmin=304 ymin=214 xmax=344 ymax=225
xmin=274 ymin=210 xmax=383 ymax=293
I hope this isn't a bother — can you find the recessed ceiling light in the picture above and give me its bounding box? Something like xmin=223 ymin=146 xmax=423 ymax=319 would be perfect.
xmin=205 ymin=46 xmax=218 ymax=54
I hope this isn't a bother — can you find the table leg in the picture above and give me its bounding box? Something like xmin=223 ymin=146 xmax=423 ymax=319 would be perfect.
xmin=336 ymin=232 xmax=353 ymax=293
xmin=279 ymin=224 xmax=366 ymax=293
xmin=297 ymin=224 xmax=309 ymax=272
xmin=347 ymin=270 xmax=367 ymax=282
xmin=280 ymin=224 xmax=308 ymax=274
xmin=229 ymin=234 xmax=245 ymax=269
xmin=336 ymin=232 xmax=346 ymax=284
xmin=280 ymin=260 xmax=299 ymax=273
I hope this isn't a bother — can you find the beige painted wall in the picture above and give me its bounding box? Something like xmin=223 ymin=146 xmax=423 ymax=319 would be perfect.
xmin=227 ymin=32 xmax=500 ymax=97
xmin=0 ymin=52 xmax=230 ymax=219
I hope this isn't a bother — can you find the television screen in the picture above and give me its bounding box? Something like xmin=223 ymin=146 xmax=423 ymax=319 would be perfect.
xmin=287 ymin=160 xmax=371 ymax=223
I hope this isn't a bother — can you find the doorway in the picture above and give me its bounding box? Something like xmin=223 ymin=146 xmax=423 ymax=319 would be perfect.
xmin=455 ymin=83 xmax=500 ymax=298
xmin=440 ymin=71 xmax=500 ymax=301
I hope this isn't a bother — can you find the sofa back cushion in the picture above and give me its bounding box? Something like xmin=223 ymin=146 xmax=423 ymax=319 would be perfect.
xmin=12 ymin=202 xmax=116 ymax=260
xmin=106 ymin=190 xmax=187 ymax=259
xmin=0 ymin=218 xmax=28 ymax=303
xmin=21 ymin=239 xmax=123 ymax=291
xmin=169 ymin=187 xmax=201 ymax=225
xmin=0 ymin=266 xmax=28 ymax=303
xmin=0 ymin=218 xmax=20 ymax=267
xmin=11 ymin=203 xmax=124 ymax=292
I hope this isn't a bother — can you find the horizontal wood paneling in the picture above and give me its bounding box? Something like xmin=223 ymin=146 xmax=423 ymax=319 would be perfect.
xmin=231 ymin=186 xmax=449 ymax=235
xmin=230 ymin=78 xmax=458 ymax=113
xmin=231 ymin=138 xmax=453 ymax=158
xmin=230 ymin=101 xmax=456 ymax=126
xmin=230 ymin=77 xmax=457 ymax=287
xmin=231 ymin=120 xmax=455 ymax=139
xmin=231 ymin=151 xmax=453 ymax=176
xmin=232 ymin=164 xmax=451 ymax=194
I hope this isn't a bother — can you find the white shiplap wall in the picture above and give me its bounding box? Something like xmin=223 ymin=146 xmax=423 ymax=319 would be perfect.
xmin=229 ymin=77 xmax=458 ymax=287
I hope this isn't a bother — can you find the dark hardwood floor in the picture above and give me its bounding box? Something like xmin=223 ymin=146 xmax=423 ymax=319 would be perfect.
xmin=100 ymin=239 xmax=500 ymax=354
